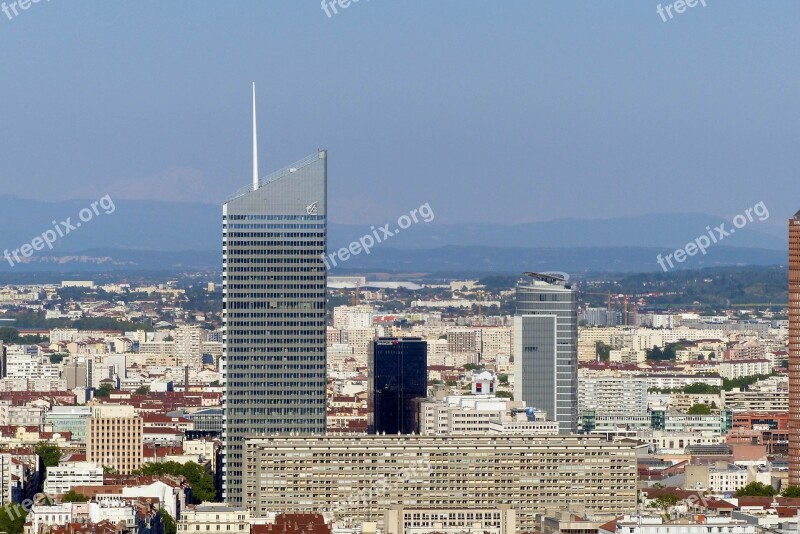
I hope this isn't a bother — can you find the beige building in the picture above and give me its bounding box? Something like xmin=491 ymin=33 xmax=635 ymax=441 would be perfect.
xmin=178 ymin=504 xmax=251 ymax=533
xmin=479 ymin=327 xmax=511 ymax=361
xmin=385 ymin=505 xmax=515 ymax=534
xmin=684 ymin=462 xmax=750 ymax=493
xmin=174 ymin=325 xmax=205 ymax=371
xmin=340 ymin=327 xmax=377 ymax=357
xmin=86 ymin=405 xmax=143 ymax=474
xmin=723 ymin=389 xmax=788 ymax=412
xmin=244 ymin=435 xmax=638 ymax=531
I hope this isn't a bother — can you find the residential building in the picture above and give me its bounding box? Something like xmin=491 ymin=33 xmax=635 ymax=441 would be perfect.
xmin=600 ymin=516 xmax=757 ymax=534
xmin=244 ymin=435 xmax=638 ymax=532
xmin=418 ymin=385 xmax=559 ymax=436
xmin=384 ymin=505 xmax=516 ymax=534
xmin=174 ymin=326 xmax=204 ymax=371
xmin=789 ymin=210 xmax=800 ymax=485
xmin=720 ymin=359 xmax=772 ymax=380
xmin=578 ymin=377 xmax=648 ymax=415
xmin=684 ymin=462 xmax=750 ymax=492
xmin=333 ymin=305 xmax=373 ymax=330
xmin=86 ymin=405 xmax=143 ymax=474
xmin=43 ymin=461 xmax=104 ymax=494
xmin=178 ymin=504 xmax=250 ymax=533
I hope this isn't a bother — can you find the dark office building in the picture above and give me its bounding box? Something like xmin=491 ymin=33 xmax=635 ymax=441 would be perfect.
xmin=369 ymin=337 xmax=428 ymax=435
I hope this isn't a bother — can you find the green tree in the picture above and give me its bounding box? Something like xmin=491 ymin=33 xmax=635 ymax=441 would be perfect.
xmin=783 ymin=486 xmax=800 ymax=498
xmin=687 ymin=404 xmax=711 ymax=415
xmin=135 ymin=462 xmax=216 ymax=503
xmin=95 ymin=384 xmax=113 ymax=397
xmin=160 ymin=509 xmax=177 ymax=534
xmin=134 ymin=386 xmax=150 ymax=395
xmin=0 ymin=505 xmax=28 ymax=534
xmin=596 ymin=341 xmax=611 ymax=361
xmin=62 ymin=490 xmax=90 ymax=502
xmin=723 ymin=374 xmax=773 ymax=392
xmin=495 ymin=391 xmax=513 ymax=400
xmin=498 ymin=374 xmax=509 ymax=385
xmin=35 ymin=442 xmax=62 ymax=469
xmin=682 ymin=382 xmax=721 ymax=394
xmin=653 ymin=493 xmax=680 ymax=511
xmin=735 ymin=482 xmax=776 ymax=497
xmin=0 ymin=327 xmax=21 ymax=343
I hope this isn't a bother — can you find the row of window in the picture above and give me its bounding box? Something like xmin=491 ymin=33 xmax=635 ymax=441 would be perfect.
xmin=226 ymin=232 xmax=324 ymax=238
xmin=226 ymin=224 xmax=325 ymax=230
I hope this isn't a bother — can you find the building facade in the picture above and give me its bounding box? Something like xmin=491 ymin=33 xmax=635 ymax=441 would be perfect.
xmin=514 ymin=273 xmax=578 ymax=433
xmin=791 ymin=210 xmax=800 ymax=485
xmin=244 ymin=435 xmax=637 ymax=532
xmin=178 ymin=504 xmax=251 ymax=534
xmin=369 ymin=337 xmax=427 ymax=434
xmin=223 ymin=149 xmax=328 ymax=504
xmin=85 ymin=405 xmax=143 ymax=474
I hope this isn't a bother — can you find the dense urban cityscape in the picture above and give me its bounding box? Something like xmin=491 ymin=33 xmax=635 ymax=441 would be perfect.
xmin=2 ymin=2 xmax=799 ymax=534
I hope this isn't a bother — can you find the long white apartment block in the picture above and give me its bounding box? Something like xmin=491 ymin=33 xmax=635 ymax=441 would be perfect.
xmin=244 ymin=435 xmax=638 ymax=532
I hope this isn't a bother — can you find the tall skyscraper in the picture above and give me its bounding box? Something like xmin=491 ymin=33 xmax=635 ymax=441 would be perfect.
xmin=789 ymin=211 xmax=800 ymax=485
xmin=369 ymin=337 xmax=428 ymax=434
xmin=222 ymin=85 xmax=327 ymax=505
xmin=514 ymin=272 xmax=578 ymax=434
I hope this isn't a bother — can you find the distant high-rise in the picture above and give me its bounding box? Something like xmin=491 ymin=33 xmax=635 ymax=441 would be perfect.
xmin=514 ymin=272 xmax=578 ymax=434
xmin=369 ymin=337 xmax=428 ymax=434
xmin=789 ymin=212 xmax=800 ymax=485
xmin=222 ymin=86 xmax=327 ymax=505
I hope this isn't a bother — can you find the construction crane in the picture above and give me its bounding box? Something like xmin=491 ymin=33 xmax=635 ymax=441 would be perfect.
xmin=584 ymin=292 xmax=613 ymax=312
xmin=475 ymin=290 xmax=485 ymax=327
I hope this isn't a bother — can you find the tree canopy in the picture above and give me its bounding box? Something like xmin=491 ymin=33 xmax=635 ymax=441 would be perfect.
xmin=783 ymin=486 xmax=800 ymax=497
xmin=62 ymin=490 xmax=90 ymax=503
xmin=134 ymin=461 xmax=216 ymax=503
xmin=735 ymin=482 xmax=776 ymax=497
xmin=687 ymin=404 xmax=711 ymax=415
xmin=35 ymin=442 xmax=62 ymax=469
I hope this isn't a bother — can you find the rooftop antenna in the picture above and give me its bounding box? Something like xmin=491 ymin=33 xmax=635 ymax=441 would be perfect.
xmin=252 ymin=82 xmax=260 ymax=191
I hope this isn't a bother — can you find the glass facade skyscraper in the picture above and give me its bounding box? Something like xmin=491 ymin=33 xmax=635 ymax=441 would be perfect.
xmin=514 ymin=273 xmax=578 ymax=434
xmin=222 ymin=150 xmax=328 ymax=505
xmin=369 ymin=337 xmax=428 ymax=435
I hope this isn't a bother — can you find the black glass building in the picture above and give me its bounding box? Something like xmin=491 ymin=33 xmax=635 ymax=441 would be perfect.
xmin=368 ymin=337 xmax=428 ymax=435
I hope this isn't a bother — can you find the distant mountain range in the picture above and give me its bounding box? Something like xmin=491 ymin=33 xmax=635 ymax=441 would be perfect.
xmin=0 ymin=195 xmax=788 ymax=273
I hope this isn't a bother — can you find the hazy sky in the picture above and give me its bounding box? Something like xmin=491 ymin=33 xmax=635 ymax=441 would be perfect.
xmin=1 ymin=1 xmax=798 ymax=227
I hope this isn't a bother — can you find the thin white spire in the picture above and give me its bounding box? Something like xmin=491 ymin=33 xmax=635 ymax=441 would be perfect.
xmin=252 ymin=82 xmax=260 ymax=191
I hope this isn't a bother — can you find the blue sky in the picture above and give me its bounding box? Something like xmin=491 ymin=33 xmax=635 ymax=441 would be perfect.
xmin=0 ymin=1 xmax=798 ymax=227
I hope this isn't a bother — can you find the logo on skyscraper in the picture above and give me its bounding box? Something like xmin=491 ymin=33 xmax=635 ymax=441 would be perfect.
xmin=306 ymin=202 xmax=319 ymax=215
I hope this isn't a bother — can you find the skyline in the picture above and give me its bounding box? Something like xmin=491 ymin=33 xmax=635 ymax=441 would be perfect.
xmin=1 ymin=2 xmax=799 ymax=227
